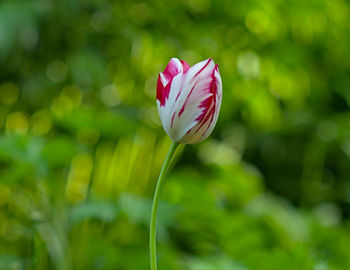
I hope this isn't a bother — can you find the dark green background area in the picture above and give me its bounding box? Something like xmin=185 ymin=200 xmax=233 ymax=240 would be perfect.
xmin=0 ymin=0 xmax=350 ymax=269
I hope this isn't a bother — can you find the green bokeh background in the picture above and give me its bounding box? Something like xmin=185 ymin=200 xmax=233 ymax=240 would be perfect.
xmin=1 ymin=0 xmax=350 ymax=269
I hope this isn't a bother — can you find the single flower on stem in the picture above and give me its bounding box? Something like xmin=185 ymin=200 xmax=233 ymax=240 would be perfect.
xmin=150 ymin=57 xmax=222 ymax=270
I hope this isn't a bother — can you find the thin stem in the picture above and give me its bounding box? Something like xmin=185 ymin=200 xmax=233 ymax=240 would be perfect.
xmin=150 ymin=141 xmax=179 ymax=270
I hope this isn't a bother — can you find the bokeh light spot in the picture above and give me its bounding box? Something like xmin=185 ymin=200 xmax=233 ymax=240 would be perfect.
xmin=66 ymin=153 xmax=93 ymax=203
xmin=317 ymin=121 xmax=338 ymax=142
xmin=30 ymin=110 xmax=52 ymax=135
xmin=5 ymin=112 xmax=28 ymax=134
xmin=129 ymin=3 xmax=153 ymax=25
xmin=90 ymin=10 xmax=111 ymax=32
xmin=47 ymin=60 xmax=68 ymax=83
xmin=199 ymin=140 xmax=240 ymax=166
xmin=245 ymin=10 xmax=270 ymax=36
xmin=237 ymin=51 xmax=260 ymax=79
xmin=100 ymin=84 xmax=120 ymax=107
xmin=0 ymin=82 xmax=19 ymax=106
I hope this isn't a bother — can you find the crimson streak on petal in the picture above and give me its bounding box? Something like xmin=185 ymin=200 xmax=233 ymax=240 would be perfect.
xmin=180 ymin=60 xmax=190 ymax=72
xmin=194 ymin=58 xmax=212 ymax=78
xmin=157 ymin=58 xmax=186 ymax=107
xmin=178 ymin=80 xmax=198 ymax=117
xmin=193 ymin=64 xmax=219 ymax=133
xmin=157 ymin=75 xmax=174 ymax=107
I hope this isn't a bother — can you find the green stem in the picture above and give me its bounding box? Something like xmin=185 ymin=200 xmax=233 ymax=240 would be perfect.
xmin=150 ymin=141 xmax=179 ymax=270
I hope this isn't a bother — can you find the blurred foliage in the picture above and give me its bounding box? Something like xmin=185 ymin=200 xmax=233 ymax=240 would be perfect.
xmin=0 ymin=0 xmax=350 ymax=269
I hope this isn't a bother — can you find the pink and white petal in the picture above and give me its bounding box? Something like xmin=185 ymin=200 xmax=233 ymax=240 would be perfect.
xmin=168 ymin=93 xmax=212 ymax=142
xmin=183 ymin=58 xmax=215 ymax=88
xmin=192 ymin=99 xmax=221 ymax=143
xmin=157 ymin=58 xmax=185 ymax=107
xmin=194 ymin=65 xmax=222 ymax=129
xmin=181 ymin=116 xmax=213 ymax=143
xmin=159 ymin=58 xmax=183 ymax=87
xmin=180 ymin=60 xmax=190 ymax=73
xmin=195 ymin=70 xmax=222 ymax=142
xmin=180 ymin=92 xmax=217 ymax=143
xmin=157 ymin=72 xmax=184 ymax=139
xmin=171 ymin=90 xmax=213 ymax=142
xmin=177 ymin=59 xmax=215 ymax=109
xmin=213 ymin=66 xmax=223 ymax=100
xmin=175 ymin=63 xmax=222 ymax=143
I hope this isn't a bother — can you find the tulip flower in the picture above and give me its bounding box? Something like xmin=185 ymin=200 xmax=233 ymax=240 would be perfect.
xmin=150 ymin=58 xmax=222 ymax=270
xmin=156 ymin=58 xmax=222 ymax=144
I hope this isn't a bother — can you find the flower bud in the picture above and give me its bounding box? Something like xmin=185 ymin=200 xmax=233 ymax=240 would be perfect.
xmin=157 ymin=58 xmax=222 ymax=144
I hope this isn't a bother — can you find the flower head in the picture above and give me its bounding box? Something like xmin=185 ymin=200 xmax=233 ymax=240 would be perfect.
xmin=156 ymin=58 xmax=222 ymax=144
